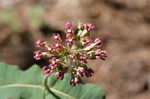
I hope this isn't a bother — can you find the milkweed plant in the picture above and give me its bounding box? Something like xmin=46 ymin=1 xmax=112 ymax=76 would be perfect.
xmin=34 ymin=22 xmax=107 ymax=86
xmin=0 ymin=22 xmax=107 ymax=99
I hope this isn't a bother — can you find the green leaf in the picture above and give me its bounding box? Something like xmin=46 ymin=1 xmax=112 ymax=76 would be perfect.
xmin=0 ymin=63 xmax=105 ymax=99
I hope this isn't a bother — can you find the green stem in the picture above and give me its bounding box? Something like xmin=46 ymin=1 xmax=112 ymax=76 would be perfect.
xmin=43 ymin=75 xmax=61 ymax=99
xmin=43 ymin=88 xmax=46 ymax=99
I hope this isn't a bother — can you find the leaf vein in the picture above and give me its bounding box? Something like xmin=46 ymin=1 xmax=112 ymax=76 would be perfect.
xmin=0 ymin=84 xmax=76 ymax=99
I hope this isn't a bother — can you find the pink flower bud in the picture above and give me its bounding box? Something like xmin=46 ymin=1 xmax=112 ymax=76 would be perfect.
xmin=66 ymin=38 xmax=74 ymax=47
xmin=52 ymin=33 xmax=62 ymax=42
xmin=42 ymin=66 xmax=51 ymax=75
xmin=49 ymin=64 xmax=58 ymax=68
xmin=34 ymin=50 xmax=42 ymax=60
xmin=94 ymin=38 xmax=102 ymax=45
xmin=55 ymin=71 xmax=64 ymax=80
xmin=44 ymin=69 xmax=51 ymax=75
xmin=55 ymin=43 xmax=61 ymax=47
xmin=35 ymin=39 xmax=45 ymax=47
xmin=95 ymin=49 xmax=102 ymax=55
xmin=79 ymin=54 xmax=88 ymax=60
xmin=76 ymin=67 xmax=84 ymax=77
xmin=69 ymin=54 xmax=76 ymax=62
xmin=80 ymin=36 xmax=92 ymax=46
xmin=64 ymin=22 xmax=73 ymax=29
xmin=49 ymin=57 xmax=60 ymax=64
xmin=79 ymin=23 xmax=95 ymax=32
xmin=79 ymin=54 xmax=88 ymax=64
xmin=84 ymin=68 xmax=94 ymax=77
xmin=96 ymin=50 xmax=107 ymax=60
xmin=70 ymin=76 xmax=80 ymax=85
xmin=79 ymin=60 xmax=87 ymax=64
xmin=86 ymin=23 xmax=95 ymax=31
xmin=95 ymin=50 xmax=107 ymax=59
xmin=42 ymin=66 xmax=49 ymax=71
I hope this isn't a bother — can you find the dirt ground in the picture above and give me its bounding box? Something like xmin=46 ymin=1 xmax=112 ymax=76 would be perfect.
xmin=0 ymin=0 xmax=150 ymax=99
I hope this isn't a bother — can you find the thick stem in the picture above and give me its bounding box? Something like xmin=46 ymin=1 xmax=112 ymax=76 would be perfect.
xmin=43 ymin=75 xmax=60 ymax=99
xmin=43 ymin=88 xmax=46 ymax=99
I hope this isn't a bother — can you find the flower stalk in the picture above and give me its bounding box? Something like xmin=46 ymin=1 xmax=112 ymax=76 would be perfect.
xmin=43 ymin=74 xmax=61 ymax=99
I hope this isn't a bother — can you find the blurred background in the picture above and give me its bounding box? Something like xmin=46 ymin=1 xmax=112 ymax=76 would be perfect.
xmin=0 ymin=0 xmax=150 ymax=99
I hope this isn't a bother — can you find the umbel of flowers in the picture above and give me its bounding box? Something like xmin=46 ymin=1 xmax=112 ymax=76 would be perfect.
xmin=34 ymin=22 xmax=107 ymax=85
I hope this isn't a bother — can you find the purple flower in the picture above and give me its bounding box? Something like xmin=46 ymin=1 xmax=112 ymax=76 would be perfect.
xmin=49 ymin=57 xmax=60 ymax=64
xmin=70 ymin=76 xmax=80 ymax=85
xmin=42 ymin=66 xmax=51 ymax=75
xmin=49 ymin=64 xmax=58 ymax=69
xmin=33 ymin=50 xmax=42 ymax=60
xmin=35 ymin=39 xmax=45 ymax=47
xmin=55 ymin=71 xmax=64 ymax=80
xmin=80 ymin=36 xmax=92 ymax=46
xmin=69 ymin=53 xmax=76 ymax=62
xmin=66 ymin=37 xmax=74 ymax=47
xmin=52 ymin=33 xmax=62 ymax=42
xmin=76 ymin=67 xmax=85 ymax=77
xmin=84 ymin=67 xmax=94 ymax=77
xmin=79 ymin=54 xmax=88 ymax=64
xmin=95 ymin=50 xmax=107 ymax=60
xmin=34 ymin=22 xmax=107 ymax=85
xmin=79 ymin=23 xmax=95 ymax=32
xmin=94 ymin=38 xmax=102 ymax=45
xmin=64 ymin=22 xmax=73 ymax=30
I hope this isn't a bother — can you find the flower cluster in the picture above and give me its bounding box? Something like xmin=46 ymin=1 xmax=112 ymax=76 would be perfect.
xmin=34 ymin=22 xmax=107 ymax=85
